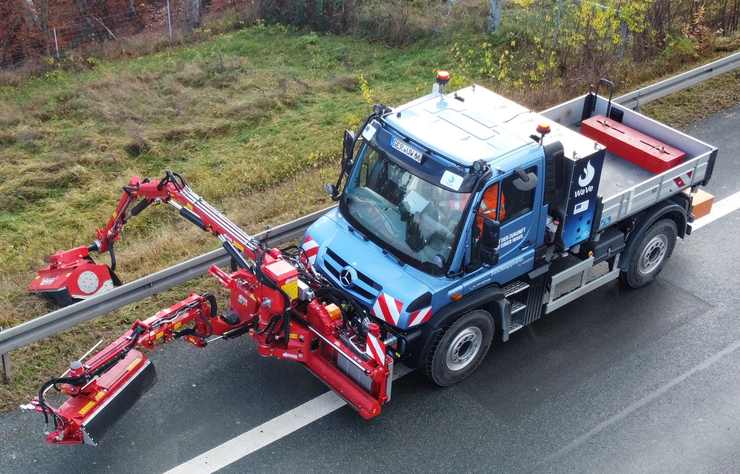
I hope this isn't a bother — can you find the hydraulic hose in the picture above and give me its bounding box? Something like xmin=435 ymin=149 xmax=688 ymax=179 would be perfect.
xmin=37 ymin=376 xmax=87 ymax=426
xmin=109 ymin=242 xmax=117 ymax=273
xmin=130 ymin=198 xmax=152 ymax=217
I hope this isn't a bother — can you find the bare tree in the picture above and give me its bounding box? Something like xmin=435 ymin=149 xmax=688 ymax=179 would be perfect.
xmin=488 ymin=0 xmax=502 ymax=32
xmin=184 ymin=0 xmax=203 ymax=32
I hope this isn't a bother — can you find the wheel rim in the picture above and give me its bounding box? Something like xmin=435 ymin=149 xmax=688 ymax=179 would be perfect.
xmin=638 ymin=234 xmax=668 ymax=275
xmin=445 ymin=326 xmax=483 ymax=372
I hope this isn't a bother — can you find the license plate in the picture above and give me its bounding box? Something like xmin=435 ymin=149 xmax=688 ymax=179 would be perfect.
xmin=391 ymin=137 xmax=423 ymax=163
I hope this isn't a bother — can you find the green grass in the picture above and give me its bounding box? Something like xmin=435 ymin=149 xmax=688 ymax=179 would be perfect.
xmin=0 ymin=22 xmax=737 ymax=411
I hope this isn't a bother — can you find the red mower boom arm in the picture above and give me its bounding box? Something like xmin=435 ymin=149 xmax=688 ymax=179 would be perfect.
xmin=29 ymin=171 xmax=265 ymax=305
xmin=26 ymin=172 xmax=396 ymax=445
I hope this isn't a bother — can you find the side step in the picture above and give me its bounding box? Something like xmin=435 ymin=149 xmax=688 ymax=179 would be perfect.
xmin=506 ymin=276 xmax=546 ymax=336
xmin=503 ymin=280 xmax=530 ymax=297
xmin=509 ymin=301 xmax=526 ymax=334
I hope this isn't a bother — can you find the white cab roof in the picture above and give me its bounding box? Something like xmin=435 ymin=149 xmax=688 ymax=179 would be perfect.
xmin=384 ymin=85 xmax=603 ymax=167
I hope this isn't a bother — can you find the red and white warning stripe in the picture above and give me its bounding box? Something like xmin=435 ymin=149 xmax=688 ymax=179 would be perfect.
xmin=301 ymin=236 xmax=319 ymax=265
xmin=365 ymin=331 xmax=386 ymax=366
xmin=372 ymin=293 xmax=404 ymax=326
xmin=407 ymin=306 xmax=433 ymax=328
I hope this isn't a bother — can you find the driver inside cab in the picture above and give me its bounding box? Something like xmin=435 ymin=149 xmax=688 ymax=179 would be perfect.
xmin=476 ymin=183 xmax=506 ymax=234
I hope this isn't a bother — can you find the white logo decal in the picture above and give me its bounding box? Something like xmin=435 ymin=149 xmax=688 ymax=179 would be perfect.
xmin=578 ymin=161 xmax=595 ymax=188
xmin=440 ymin=170 xmax=463 ymax=191
xmin=362 ymin=123 xmax=377 ymax=141
xmin=498 ymin=227 xmax=526 ymax=249
xmin=77 ymin=271 xmax=100 ymax=294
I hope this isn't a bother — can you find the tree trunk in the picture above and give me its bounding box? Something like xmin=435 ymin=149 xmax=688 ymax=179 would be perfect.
xmin=184 ymin=0 xmax=202 ymax=32
xmin=488 ymin=0 xmax=502 ymax=32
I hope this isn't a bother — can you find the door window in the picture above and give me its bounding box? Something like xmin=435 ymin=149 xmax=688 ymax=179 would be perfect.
xmin=500 ymin=167 xmax=536 ymax=222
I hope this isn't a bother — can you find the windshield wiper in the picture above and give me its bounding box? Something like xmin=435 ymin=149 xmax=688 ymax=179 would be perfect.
xmin=381 ymin=249 xmax=404 ymax=267
xmin=419 ymin=260 xmax=444 ymax=275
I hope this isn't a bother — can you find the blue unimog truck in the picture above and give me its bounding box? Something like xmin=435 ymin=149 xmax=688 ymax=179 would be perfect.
xmin=305 ymin=73 xmax=718 ymax=386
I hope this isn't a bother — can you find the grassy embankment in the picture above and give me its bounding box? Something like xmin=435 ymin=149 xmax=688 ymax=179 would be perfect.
xmin=0 ymin=23 xmax=738 ymax=410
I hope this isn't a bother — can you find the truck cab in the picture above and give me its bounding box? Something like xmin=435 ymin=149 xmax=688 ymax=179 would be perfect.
xmin=305 ymin=83 xmax=579 ymax=326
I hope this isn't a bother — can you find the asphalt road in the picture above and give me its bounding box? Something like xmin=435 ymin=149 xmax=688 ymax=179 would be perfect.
xmin=1 ymin=104 xmax=739 ymax=473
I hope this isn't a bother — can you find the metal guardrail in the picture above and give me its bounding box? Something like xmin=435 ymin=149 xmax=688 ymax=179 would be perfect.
xmin=0 ymin=206 xmax=333 ymax=358
xmin=1 ymin=51 xmax=738 ymax=381
xmin=615 ymin=51 xmax=739 ymax=109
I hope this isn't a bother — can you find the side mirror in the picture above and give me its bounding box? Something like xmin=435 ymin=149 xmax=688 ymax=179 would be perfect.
xmin=343 ymin=129 xmax=356 ymax=165
xmin=324 ymin=183 xmax=339 ymax=199
xmin=325 ymin=130 xmax=356 ymax=202
xmin=479 ymin=217 xmax=500 ymax=265
xmin=512 ymin=168 xmax=538 ymax=192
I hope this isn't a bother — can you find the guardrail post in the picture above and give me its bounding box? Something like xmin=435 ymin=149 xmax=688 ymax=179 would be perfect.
xmin=1 ymin=352 xmax=10 ymax=384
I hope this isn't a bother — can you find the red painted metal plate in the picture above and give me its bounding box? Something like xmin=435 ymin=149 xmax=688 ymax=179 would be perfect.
xmin=581 ymin=115 xmax=686 ymax=174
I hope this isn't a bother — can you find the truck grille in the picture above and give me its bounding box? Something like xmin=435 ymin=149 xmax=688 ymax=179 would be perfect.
xmin=322 ymin=249 xmax=382 ymax=303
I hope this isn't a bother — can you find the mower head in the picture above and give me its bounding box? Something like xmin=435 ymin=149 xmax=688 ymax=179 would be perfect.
xmin=29 ymin=245 xmax=118 ymax=306
xmin=25 ymin=349 xmax=157 ymax=445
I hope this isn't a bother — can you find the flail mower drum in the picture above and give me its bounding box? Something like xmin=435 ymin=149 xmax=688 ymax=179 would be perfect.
xmin=29 ymin=245 xmax=118 ymax=306
xmin=28 ymin=175 xmax=156 ymax=306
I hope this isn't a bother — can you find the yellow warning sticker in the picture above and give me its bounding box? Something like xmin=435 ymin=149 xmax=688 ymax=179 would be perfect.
xmin=94 ymin=391 xmax=106 ymax=401
xmin=79 ymin=401 xmax=97 ymax=416
xmin=281 ymin=279 xmax=299 ymax=300
xmin=126 ymin=357 xmax=142 ymax=372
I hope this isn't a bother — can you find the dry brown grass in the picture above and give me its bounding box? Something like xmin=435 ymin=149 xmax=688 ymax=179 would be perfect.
xmin=643 ymin=70 xmax=740 ymax=129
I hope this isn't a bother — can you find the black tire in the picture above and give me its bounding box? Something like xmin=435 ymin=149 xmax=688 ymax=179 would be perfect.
xmin=620 ymin=218 xmax=677 ymax=289
xmin=423 ymin=310 xmax=494 ymax=387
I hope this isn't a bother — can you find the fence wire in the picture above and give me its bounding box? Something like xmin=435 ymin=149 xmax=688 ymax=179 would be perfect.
xmin=1 ymin=0 xmax=256 ymax=71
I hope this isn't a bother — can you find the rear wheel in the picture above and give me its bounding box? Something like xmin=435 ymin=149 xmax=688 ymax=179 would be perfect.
xmin=423 ymin=310 xmax=494 ymax=387
xmin=621 ymin=218 xmax=677 ymax=289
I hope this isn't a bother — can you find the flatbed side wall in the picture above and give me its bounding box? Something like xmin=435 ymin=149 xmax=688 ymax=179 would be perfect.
xmin=541 ymin=95 xmax=718 ymax=232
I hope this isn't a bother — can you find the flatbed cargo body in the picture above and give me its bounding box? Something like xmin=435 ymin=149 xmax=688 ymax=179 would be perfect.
xmin=539 ymin=94 xmax=717 ymax=230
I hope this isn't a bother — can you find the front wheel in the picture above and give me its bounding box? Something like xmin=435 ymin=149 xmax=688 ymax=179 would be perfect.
xmin=620 ymin=218 xmax=677 ymax=289
xmin=423 ymin=310 xmax=494 ymax=387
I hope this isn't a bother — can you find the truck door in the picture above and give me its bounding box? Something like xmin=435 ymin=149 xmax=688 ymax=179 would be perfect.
xmin=475 ymin=165 xmax=540 ymax=284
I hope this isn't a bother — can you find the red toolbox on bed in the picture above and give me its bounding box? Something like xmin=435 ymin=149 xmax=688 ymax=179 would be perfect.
xmin=581 ymin=115 xmax=686 ymax=174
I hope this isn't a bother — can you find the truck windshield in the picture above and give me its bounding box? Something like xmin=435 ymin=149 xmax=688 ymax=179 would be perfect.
xmin=343 ymin=144 xmax=471 ymax=273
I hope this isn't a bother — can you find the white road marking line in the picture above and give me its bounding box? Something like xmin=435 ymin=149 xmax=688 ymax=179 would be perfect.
xmin=165 ymin=364 xmax=412 ymax=474
xmin=166 ymin=191 xmax=740 ymax=474
xmin=692 ymin=189 xmax=740 ymax=230
xmin=535 ymin=189 xmax=740 ymax=466
xmin=539 ymin=337 xmax=740 ymax=467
